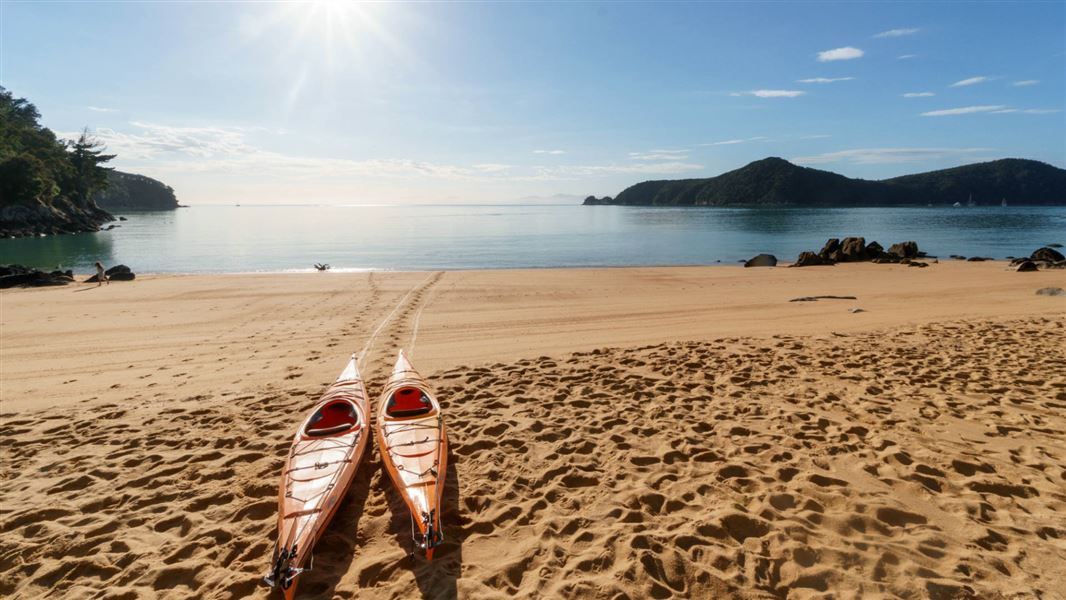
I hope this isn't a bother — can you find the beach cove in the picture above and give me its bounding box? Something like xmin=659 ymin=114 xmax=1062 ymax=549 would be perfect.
xmin=2 ymin=262 xmax=1065 ymax=599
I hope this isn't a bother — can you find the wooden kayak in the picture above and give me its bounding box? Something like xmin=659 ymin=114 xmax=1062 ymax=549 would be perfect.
xmin=376 ymin=350 xmax=448 ymax=559
xmin=264 ymin=355 xmax=370 ymax=599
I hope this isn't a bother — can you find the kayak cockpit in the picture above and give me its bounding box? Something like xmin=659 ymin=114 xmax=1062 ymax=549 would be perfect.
xmin=385 ymin=387 xmax=435 ymax=418
xmin=304 ymin=400 xmax=360 ymax=437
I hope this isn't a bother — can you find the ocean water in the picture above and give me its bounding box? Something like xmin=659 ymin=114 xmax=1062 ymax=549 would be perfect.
xmin=2 ymin=204 xmax=1064 ymax=273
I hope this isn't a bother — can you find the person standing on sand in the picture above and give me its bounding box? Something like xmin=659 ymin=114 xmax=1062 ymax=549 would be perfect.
xmin=94 ymin=261 xmax=108 ymax=286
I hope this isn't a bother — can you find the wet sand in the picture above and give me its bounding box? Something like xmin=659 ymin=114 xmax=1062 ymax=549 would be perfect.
xmin=2 ymin=262 xmax=1065 ymax=599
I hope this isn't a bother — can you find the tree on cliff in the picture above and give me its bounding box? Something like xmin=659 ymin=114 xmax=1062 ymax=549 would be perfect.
xmin=67 ymin=129 xmax=115 ymax=205
xmin=0 ymin=87 xmax=115 ymax=234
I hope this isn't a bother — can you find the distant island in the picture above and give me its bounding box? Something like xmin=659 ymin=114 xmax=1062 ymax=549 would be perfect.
xmin=94 ymin=171 xmax=179 ymax=212
xmin=584 ymin=157 xmax=1066 ymax=207
xmin=0 ymin=87 xmax=178 ymax=238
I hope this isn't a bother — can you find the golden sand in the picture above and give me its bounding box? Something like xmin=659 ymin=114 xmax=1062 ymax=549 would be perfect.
xmin=2 ymin=262 xmax=1064 ymax=599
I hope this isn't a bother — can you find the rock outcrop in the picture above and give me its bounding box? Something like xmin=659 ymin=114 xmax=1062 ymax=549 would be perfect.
xmin=792 ymin=238 xmax=927 ymax=268
xmin=743 ymin=254 xmax=778 ymax=268
xmin=0 ymin=265 xmax=75 ymax=288
xmin=1031 ymin=247 xmax=1065 ymax=263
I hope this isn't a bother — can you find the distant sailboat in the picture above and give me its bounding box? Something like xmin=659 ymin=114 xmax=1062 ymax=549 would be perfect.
xmin=952 ymin=201 xmax=962 ymax=208
xmin=967 ymin=193 xmax=975 ymax=207
xmin=1001 ymin=198 xmax=1008 ymax=207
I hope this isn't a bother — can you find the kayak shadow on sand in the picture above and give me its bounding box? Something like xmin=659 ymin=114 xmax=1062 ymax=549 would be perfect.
xmin=294 ymin=457 xmax=375 ymax=598
xmin=381 ymin=443 xmax=462 ymax=600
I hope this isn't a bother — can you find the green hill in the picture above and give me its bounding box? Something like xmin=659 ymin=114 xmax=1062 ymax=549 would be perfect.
xmin=588 ymin=157 xmax=1066 ymax=206
xmin=95 ymin=171 xmax=179 ymax=211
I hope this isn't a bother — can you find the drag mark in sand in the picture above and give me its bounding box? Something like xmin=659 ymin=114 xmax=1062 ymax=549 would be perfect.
xmin=405 ymin=272 xmax=443 ymax=359
xmin=356 ymin=271 xmax=439 ymax=370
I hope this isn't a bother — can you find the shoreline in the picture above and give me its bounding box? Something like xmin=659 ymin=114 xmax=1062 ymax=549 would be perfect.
xmin=0 ymin=257 xmax=1037 ymax=278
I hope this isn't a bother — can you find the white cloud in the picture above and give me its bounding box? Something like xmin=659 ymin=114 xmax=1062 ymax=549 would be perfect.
xmin=874 ymin=28 xmax=920 ymax=38
xmin=1012 ymin=80 xmax=1039 ymax=87
xmin=628 ymin=149 xmax=689 ymax=160
xmin=533 ymin=149 xmax=566 ymax=155
xmin=798 ymin=134 xmax=831 ymax=140
xmin=897 ymin=54 xmax=917 ymax=60
xmin=920 ymin=105 xmax=1006 ymax=116
xmin=817 ymin=47 xmax=864 ymax=62
xmin=732 ymin=89 xmax=806 ymax=98
xmin=700 ymin=136 xmax=768 ymax=146
xmin=950 ymin=76 xmax=989 ymax=87
xmin=87 ymin=106 xmax=118 ymax=113
xmin=902 ymin=92 xmax=935 ymax=98
xmin=796 ymin=77 xmax=854 ymax=84
xmin=793 ymin=147 xmax=993 ymax=165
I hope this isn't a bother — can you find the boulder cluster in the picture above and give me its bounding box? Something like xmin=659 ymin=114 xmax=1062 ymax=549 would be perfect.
xmin=0 ymin=265 xmax=76 ymax=289
xmin=0 ymin=264 xmax=136 ymax=288
xmin=1010 ymin=247 xmax=1065 ymax=272
xmin=87 ymin=264 xmax=137 ymax=283
xmin=0 ymin=203 xmax=114 ymax=238
xmin=789 ymin=237 xmax=927 ymax=268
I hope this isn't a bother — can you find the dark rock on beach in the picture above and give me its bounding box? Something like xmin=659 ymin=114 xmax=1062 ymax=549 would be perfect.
xmin=744 ymin=254 xmax=778 ymax=268
xmin=791 ymin=251 xmax=835 ymax=267
xmin=1031 ymin=247 xmax=1065 ymax=263
xmin=1015 ymin=261 xmax=1039 ymax=272
xmin=887 ymin=241 xmax=919 ymax=259
xmin=792 ymin=238 xmax=923 ymax=267
xmin=0 ymin=265 xmax=74 ymax=288
xmin=1036 ymin=287 xmax=1065 ymax=296
xmin=839 ymin=237 xmax=869 ymax=262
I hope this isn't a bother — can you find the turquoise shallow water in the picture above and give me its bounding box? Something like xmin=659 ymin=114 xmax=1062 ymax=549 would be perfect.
xmin=2 ymin=204 xmax=1064 ymax=273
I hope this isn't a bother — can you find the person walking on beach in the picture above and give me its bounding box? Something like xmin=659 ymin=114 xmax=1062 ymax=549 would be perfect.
xmin=94 ymin=261 xmax=109 ymax=286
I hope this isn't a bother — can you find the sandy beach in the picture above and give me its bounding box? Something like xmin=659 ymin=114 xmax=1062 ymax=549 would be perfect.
xmin=2 ymin=262 xmax=1065 ymax=599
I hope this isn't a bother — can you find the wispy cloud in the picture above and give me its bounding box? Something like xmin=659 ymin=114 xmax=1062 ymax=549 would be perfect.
xmin=921 ymin=105 xmax=1006 ymax=116
xmin=897 ymin=54 xmax=917 ymax=60
xmin=534 ymin=162 xmax=703 ymax=179
xmin=950 ymin=76 xmax=989 ymax=87
xmin=798 ymin=134 xmax=832 ymax=140
xmin=796 ymin=77 xmax=854 ymax=84
xmin=793 ymin=147 xmax=993 ymax=165
xmin=77 ymin=122 xmax=513 ymax=181
xmin=87 ymin=106 xmax=118 ymax=113
xmin=989 ymin=108 xmax=1061 ymax=114
xmin=533 ymin=149 xmax=566 ymax=155
xmin=902 ymin=92 xmax=935 ymax=98
xmin=628 ymin=149 xmax=689 ymax=161
xmin=1012 ymin=80 xmax=1039 ymax=87
xmin=699 ymin=136 xmax=768 ymax=146
xmin=817 ymin=47 xmax=864 ymax=62
xmin=874 ymin=28 xmax=920 ymax=38
xmin=731 ymin=89 xmax=806 ymax=98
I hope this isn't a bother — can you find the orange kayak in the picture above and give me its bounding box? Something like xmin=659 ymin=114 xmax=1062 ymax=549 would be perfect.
xmin=376 ymin=350 xmax=448 ymax=559
xmin=265 ymin=355 xmax=370 ymax=599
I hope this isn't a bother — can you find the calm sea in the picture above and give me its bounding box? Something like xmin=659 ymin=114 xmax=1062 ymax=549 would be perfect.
xmin=2 ymin=204 xmax=1064 ymax=273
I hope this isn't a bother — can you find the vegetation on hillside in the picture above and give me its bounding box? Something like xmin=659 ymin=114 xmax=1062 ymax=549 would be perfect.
xmin=0 ymin=86 xmax=116 ymax=235
xmin=95 ymin=171 xmax=179 ymax=211
xmin=592 ymin=157 xmax=1066 ymax=207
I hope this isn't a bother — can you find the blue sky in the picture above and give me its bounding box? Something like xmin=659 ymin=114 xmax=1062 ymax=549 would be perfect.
xmin=3 ymin=1 xmax=1064 ymax=204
